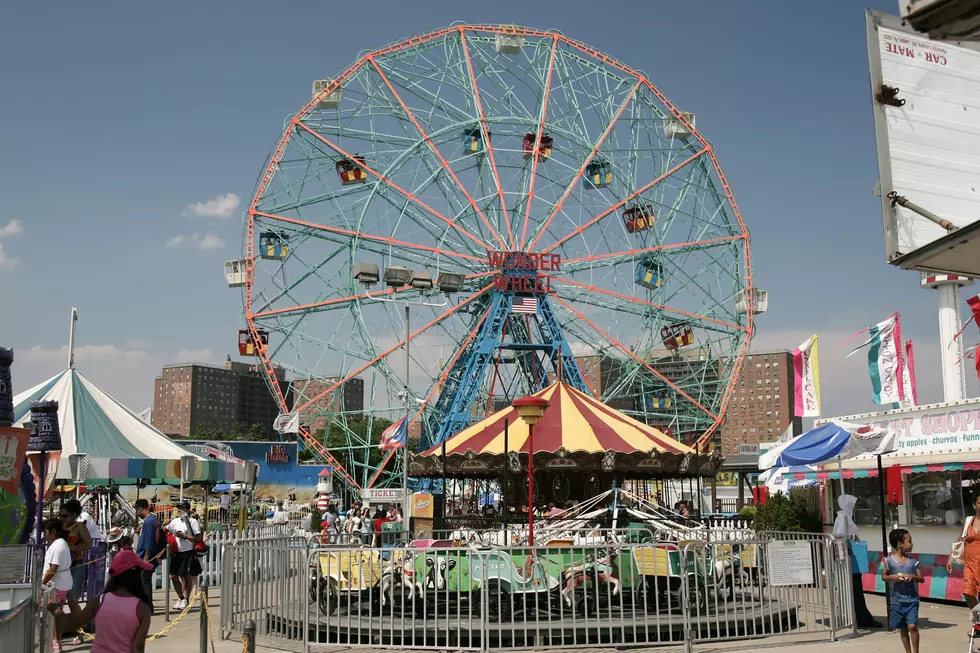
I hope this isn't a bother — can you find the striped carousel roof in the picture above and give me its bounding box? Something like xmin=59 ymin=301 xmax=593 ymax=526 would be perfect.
xmin=423 ymin=382 xmax=693 ymax=457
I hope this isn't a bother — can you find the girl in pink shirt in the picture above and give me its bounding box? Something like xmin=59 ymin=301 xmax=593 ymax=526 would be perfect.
xmin=50 ymin=549 xmax=152 ymax=653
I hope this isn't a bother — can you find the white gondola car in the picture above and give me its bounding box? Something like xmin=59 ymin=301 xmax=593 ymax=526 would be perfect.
xmin=735 ymin=288 xmax=768 ymax=314
xmin=224 ymin=259 xmax=246 ymax=288
xmin=665 ymin=111 xmax=696 ymax=139
xmin=495 ymin=32 xmax=525 ymax=54
xmin=312 ymin=79 xmax=342 ymax=110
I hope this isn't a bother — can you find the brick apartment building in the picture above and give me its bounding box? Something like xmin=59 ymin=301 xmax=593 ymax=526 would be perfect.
xmin=288 ymin=376 xmax=365 ymax=432
xmin=152 ymin=357 xmax=289 ymax=438
xmin=717 ymin=350 xmax=802 ymax=456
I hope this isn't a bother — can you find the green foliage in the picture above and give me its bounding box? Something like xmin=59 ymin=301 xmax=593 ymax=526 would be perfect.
xmin=309 ymin=507 xmax=322 ymax=533
xmin=190 ymin=422 xmax=270 ymax=442
xmin=297 ymin=448 xmax=315 ymax=464
xmin=738 ymin=504 xmax=757 ymax=520
xmin=313 ymin=417 xmax=394 ymax=471
xmin=752 ymin=492 xmax=822 ymax=533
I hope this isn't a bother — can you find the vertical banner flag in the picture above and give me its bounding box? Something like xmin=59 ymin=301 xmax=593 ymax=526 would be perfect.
xmin=845 ymin=313 xmax=905 ymax=405
xmin=379 ymin=418 xmax=407 ymax=451
xmin=902 ymin=340 xmax=918 ymax=407
xmin=792 ymin=335 xmax=821 ymax=417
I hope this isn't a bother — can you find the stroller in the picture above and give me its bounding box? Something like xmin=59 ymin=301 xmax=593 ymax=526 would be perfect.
xmin=970 ymin=604 xmax=980 ymax=652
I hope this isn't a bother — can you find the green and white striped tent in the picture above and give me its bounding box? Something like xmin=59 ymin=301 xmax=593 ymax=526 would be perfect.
xmin=13 ymin=368 xmax=244 ymax=484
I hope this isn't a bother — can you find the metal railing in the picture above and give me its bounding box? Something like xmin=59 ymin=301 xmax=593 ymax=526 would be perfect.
xmin=219 ymin=532 xmax=854 ymax=652
xmin=0 ymin=595 xmax=33 ymax=653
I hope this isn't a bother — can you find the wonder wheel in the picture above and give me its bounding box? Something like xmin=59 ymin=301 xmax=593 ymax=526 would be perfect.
xmin=233 ymin=24 xmax=755 ymax=492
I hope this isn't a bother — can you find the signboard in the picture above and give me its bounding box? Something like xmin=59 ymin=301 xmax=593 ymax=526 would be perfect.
xmin=489 ymin=251 xmax=560 ymax=293
xmin=766 ymin=540 xmax=814 ymax=586
xmin=0 ymin=427 xmax=29 ymax=495
xmin=817 ymin=399 xmax=980 ymax=467
xmin=361 ymin=487 xmax=406 ymax=502
xmin=867 ymin=11 xmax=980 ymax=275
xmin=737 ymin=443 xmax=760 ymax=456
xmin=265 ymin=445 xmax=290 ymax=464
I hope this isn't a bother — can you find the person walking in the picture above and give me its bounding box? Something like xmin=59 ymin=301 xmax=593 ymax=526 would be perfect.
xmin=323 ymin=505 xmax=338 ymax=544
xmin=883 ymin=528 xmax=923 ymax=653
xmin=50 ymin=549 xmax=153 ymax=653
xmin=42 ymin=519 xmax=73 ymax=653
xmin=948 ymin=492 xmax=980 ymax=608
xmin=134 ymin=499 xmax=162 ymax=613
xmin=166 ymin=501 xmax=203 ymax=611
xmin=60 ymin=499 xmax=93 ymax=643
xmin=834 ymin=494 xmax=882 ymax=628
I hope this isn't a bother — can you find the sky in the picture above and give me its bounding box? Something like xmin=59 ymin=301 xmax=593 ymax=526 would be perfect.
xmin=1 ymin=1 xmax=977 ymax=421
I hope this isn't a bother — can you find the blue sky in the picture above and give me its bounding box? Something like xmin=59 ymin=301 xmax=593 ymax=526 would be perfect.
xmin=1 ymin=1 xmax=976 ymax=417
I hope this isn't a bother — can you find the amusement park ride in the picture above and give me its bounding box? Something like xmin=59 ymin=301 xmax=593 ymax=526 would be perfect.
xmin=224 ymin=24 xmax=764 ymax=494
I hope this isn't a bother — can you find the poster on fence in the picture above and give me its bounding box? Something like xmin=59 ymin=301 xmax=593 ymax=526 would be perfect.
xmin=766 ymin=540 xmax=814 ymax=586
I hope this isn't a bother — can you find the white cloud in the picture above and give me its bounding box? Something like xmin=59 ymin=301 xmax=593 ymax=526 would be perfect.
xmin=0 ymin=219 xmax=23 ymax=269
xmin=126 ymin=338 xmax=150 ymax=349
xmin=198 ymin=233 xmax=225 ymax=250
xmin=165 ymin=233 xmax=225 ymax=251
xmin=0 ymin=242 xmax=16 ymax=269
xmin=181 ymin=193 xmax=240 ymax=219
xmin=175 ymin=348 xmax=216 ymax=363
xmin=0 ymin=219 xmax=23 ymax=238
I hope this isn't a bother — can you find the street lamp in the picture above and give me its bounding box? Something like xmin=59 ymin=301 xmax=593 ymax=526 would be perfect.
xmin=512 ymin=395 xmax=549 ymax=545
xmin=354 ymin=261 xmax=463 ymax=527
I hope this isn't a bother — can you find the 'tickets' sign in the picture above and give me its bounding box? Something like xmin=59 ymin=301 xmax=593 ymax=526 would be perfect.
xmin=489 ymin=251 xmax=560 ymax=293
xmin=265 ymin=445 xmax=290 ymax=464
xmin=0 ymin=427 xmax=29 ymax=495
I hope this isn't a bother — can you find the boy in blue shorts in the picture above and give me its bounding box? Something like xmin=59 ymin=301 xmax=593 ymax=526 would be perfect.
xmin=882 ymin=528 xmax=923 ymax=653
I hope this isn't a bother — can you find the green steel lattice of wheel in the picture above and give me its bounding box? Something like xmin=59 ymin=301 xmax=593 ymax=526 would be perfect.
xmin=239 ymin=24 xmax=754 ymax=492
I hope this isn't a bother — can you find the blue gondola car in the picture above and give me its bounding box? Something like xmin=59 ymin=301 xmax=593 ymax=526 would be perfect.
xmin=634 ymin=261 xmax=664 ymax=290
xmin=259 ymin=232 xmax=289 ymax=260
xmin=585 ymin=160 xmax=612 ymax=189
xmin=645 ymin=395 xmax=673 ymax=410
xmin=462 ymin=127 xmax=489 ymax=155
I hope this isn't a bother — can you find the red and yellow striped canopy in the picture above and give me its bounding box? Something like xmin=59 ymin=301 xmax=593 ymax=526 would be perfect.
xmin=423 ymin=382 xmax=692 ymax=457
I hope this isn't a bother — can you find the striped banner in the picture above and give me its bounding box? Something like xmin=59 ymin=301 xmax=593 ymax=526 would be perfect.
xmin=902 ymin=340 xmax=918 ymax=407
xmin=846 ymin=313 xmax=904 ymax=406
xmin=792 ymin=335 xmax=820 ymax=417
xmin=791 ymin=460 xmax=980 ymax=479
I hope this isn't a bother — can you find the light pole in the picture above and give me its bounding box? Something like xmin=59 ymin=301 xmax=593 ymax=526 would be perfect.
xmin=512 ymin=395 xmax=549 ymax=545
xmin=352 ymin=262 xmax=464 ymax=528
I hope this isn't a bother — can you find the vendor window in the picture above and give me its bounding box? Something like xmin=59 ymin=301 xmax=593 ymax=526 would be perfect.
xmin=907 ymin=471 xmax=966 ymax=526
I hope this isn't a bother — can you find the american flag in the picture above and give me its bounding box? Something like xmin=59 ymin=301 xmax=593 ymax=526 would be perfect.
xmin=512 ymin=297 xmax=538 ymax=314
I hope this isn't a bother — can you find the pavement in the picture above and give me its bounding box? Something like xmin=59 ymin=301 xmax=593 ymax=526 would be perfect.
xmin=54 ymin=591 xmax=971 ymax=653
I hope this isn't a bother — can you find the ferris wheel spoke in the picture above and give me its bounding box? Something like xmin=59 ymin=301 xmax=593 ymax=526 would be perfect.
xmin=527 ymin=80 xmax=640 ymax=252
xmin=517 ymin=35 xmax=559 ymax=250
xmin=559 ymin=234 xmax=745 ymax=272
xmin=547 ymin=274 xmax=745 ymax=333
xmin=541 ymin=148 xmax=708 ymax=256
xmin=367 ymin=56 xmax=509 ymax=252
xmin=459 ymin=28 xmax=515 ymax=249
xmin=293 ymin=120 xmax=492 ymax=252
xmin=252 ymin=210 xmax=484 ymax=266
xmin=292 ymin=282 xmax=494 ymax=414
xmin=550 ymin=294 xmax=718 ymax=421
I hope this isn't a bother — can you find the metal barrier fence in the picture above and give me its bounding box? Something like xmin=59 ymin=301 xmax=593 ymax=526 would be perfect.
xmin=220 ymin=532 xmax=854 ymax=652
xmin=0 ymin=595 xmax=33 ymax=653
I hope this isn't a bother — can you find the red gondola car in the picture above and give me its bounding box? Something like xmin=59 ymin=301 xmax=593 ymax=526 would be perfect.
xmin=335 ymin=155 xmax=368 ymax=186
xmin=660 ymin=323 xmax=694 ymax=351
xmin=238 ymin=329 xmax=269 ymax=356
xmin=522 ymin=132 xmax=553 ymax=160
xmin=623 ymin=204 xmax=655 ymax=233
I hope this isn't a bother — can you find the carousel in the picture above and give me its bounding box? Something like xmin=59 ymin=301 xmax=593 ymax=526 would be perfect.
xmin=409 ymin=381 xmax=722 ymax=535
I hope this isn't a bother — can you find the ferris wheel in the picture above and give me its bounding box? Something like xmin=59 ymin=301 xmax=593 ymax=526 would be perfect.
xmin=229 ymin=24 xmax=758 ymax=492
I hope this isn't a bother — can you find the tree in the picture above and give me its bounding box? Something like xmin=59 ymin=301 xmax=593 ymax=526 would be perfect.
xmin=752 ymin=493 xmax=821 ymax=533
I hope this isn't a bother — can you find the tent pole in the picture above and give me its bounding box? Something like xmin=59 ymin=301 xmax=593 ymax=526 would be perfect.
xmin=837 ymin=456 xmax=845 ymax=499
xmin=877 ymin=454 xmax=891 ymax=611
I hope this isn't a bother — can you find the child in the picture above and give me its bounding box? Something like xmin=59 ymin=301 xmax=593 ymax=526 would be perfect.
xmin=882 ymin=528 xmax=923 ymax=653
xmin=42 ymin=519 xmax=73 ymax=653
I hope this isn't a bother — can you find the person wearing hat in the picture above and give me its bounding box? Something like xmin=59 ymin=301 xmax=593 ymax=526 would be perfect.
xmin=166 ymin=500 xmax=202 ymax=611
xmin=50 ymin=549 xmax=152 ymax=653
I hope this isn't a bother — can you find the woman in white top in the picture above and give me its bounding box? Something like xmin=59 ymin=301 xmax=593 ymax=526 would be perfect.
xmin=42 ymin=518 xmax=74 ymax=653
